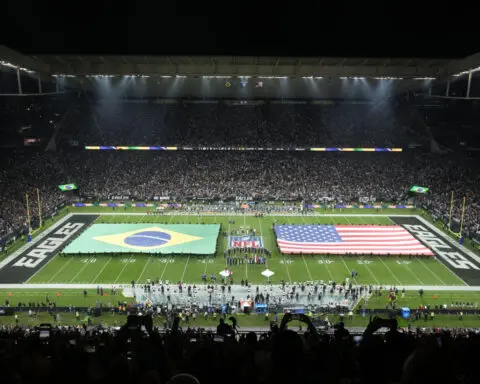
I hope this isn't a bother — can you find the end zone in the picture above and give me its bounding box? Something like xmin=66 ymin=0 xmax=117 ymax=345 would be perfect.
xmin=390 ymin=216 xmax=480 ymax=286
xmin=0 ymin=215 xmax=98 ymax=283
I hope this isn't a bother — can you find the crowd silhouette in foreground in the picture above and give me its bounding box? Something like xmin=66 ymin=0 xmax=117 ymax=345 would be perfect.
xmin=0 ymin=313 xmax=476 ymax=384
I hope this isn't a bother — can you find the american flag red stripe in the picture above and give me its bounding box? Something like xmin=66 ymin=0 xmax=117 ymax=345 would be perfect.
xmin=276 ymin=225 xmax=434 ymax=256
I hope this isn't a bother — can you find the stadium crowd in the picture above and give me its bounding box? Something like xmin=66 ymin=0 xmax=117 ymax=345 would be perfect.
xmin=0 ymin=314 xmax=477 ymax=384
xmin=0 ymin=98 xmax=479 ymax=242
xmin=1 ymin=94 xmax=480 ymax=383
xmin=61 ymin=101 xmax=409 ymax=147
xmin=1 ymin=151 xmax=479 ymax=241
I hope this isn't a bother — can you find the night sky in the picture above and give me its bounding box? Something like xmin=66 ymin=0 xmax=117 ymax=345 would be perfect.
xmin=2 ymin=0 xmax=479 ymax=58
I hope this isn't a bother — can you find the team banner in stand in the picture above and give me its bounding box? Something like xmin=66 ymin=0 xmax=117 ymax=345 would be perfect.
xmin=85 ymin=146 xmax=403 ymax=152
xmin=72 ymin=202 xmax=413 ymax=209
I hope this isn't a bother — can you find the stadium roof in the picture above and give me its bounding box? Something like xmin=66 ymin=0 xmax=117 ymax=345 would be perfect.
xmin=34 ymin=55 xmax=453 ymax=79
xmin=2 ymin=45 xmax=480 ymax=80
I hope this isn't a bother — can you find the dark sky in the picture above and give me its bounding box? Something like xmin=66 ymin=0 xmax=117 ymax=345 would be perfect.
xmin=2 ymin=0 xmax=479 ymax=58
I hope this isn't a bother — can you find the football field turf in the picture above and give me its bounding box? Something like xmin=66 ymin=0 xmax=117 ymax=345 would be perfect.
xmin=26 ymin=213 xmax=466 ymax=286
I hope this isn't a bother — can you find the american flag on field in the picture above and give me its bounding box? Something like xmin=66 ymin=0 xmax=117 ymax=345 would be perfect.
xmin=274 ymin=225 xmax=434 ymax=256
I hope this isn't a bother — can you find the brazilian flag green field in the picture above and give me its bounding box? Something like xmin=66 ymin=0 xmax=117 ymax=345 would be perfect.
xmin=63 ymin=224 xmax=220 ymax=255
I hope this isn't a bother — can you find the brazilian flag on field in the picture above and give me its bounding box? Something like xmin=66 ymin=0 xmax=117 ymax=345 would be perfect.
xmin=63 ymin=224 xmax=220 ymax=255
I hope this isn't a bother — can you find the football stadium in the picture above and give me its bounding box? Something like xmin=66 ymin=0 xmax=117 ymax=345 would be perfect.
xmin=1 ymin=29 xmax=480 ymax=382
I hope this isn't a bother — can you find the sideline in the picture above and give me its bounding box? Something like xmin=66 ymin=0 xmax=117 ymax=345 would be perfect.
xmin=0 ymin=283 xmax=480 ymax=291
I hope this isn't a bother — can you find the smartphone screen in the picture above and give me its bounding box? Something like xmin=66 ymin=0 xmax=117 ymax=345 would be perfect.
xmin=39 ymin=329 xmax=50 ymax=339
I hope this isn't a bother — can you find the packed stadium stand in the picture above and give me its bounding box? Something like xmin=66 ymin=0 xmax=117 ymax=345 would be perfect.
xmin=1 ymin=99 xmax=479 ymax=240
xmin=2 ymin=46 xmax=480 ymax=384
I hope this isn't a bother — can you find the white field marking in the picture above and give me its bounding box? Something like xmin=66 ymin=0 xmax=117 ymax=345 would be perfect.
xmin=310 ymin=214 xmax=335 ymax=281
xmin=279 ymin=215 xmax=294 ymax=282
xmin=419 ymin=259 xmax=447 ymax=286
xmin=344 ymin=215 xmax=381 ymax=285
xmin=71 ymin=212 xmax=416 ymax=218
xmin=340 ymin=257 xmax=353 ymax=275
xmin=340 ymin=256 xmax=361 ymax=285
xmin=369 ymin=214 xmax=458 ymax=287
xmin=302 ymin=256 xmax=313 ymax=280
xmin=403 ymin=262 xmax=425 ymax=285
xmin=203 ymin=257 xmax=209 ymax=275
xmin=159 ymin=257 xmax=171 ymax=280
xmin=46 ymin=257 xmax=74 ymax=283
xmin=91 ymin=257 xmax=113 ymax=283
xmin=114 ymin=256 xmax=133 ymax=284
xmin=414 ymin=216 xmax=471 ymax=286
xmin=69 ymin=257 xmax=94 ymax=283
xmin=136 ymin=256 xmax=151 ymax=284
xmin=180 ymin=256 xmax=190 ymax=282
xmin=363 ymin=214 xmax=402 ymax=285
xmin=377 ymin=257 xmax=402 ymax=285
xmin=226 ymin=215 xmax=231 ymax=268
xmin=20 ymin=216 xmax=82 ymax=284
xmin=1 ymin=283 xmax=479 ymax=291
xmin=0 ymin=213 xmax=74 ymax=270
xmin=257 ymin=215 xmax=268 ymax=265
xmin=362 ymin=262 xmax=380 ymax=285
xmin=298 ymin=215 xmax=314 ymax=280
xmin=135 ymin=213 xmax=175 ymax=283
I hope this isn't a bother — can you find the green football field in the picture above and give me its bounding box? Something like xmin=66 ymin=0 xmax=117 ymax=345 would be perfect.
xmin=27 ymin=213 xmax=466 ymax=286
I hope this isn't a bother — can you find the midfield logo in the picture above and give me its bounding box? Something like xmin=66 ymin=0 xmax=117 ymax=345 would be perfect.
xmin=403 ymin=224 xmax=480 ymax=271
xmin=13 ymin=222 xmax=85 ymax=268
xmin=93 ymin=226 xmax=202 ymax=251
xmin=229 ymin=236 xmax=263 ymax=248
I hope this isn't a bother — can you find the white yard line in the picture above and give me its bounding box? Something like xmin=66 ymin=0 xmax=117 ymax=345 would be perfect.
xmin=69 ymin=257 xmax=93 ymax=283
xmin=69 ymin=212 xmax=423 ymax=218
xmin=378 ymin=257 xmax=402 ymax=285
xmin=3 ymin=283 xmax=480 ymax=291
xmin=136 ymin=214 xmax=175 ymax=283
xmin=14 ymin=212 xmax=479 ymax=289
xmin=365 ymin=215 xmax=403 ymax=285
xmin=136 ymin=257 xmax=151 ymax=284
xmin=297 ymin=215 xmax=314 ymax=280
xmin=311 ymin=214 xmax=335 ymax=281
xmin=180 ymin=256 xmax=190 ymax=282
xmin=203 ymin=258 xmax=209 ymax=275
xmin=419 ymin=259 xmax=447 ymax=285
xmin=47 ymin=257 xmax=74 ymax=283
xmin=403 ymin=263 xmax=425 ymax=285
xmin=114 ymin=256 xmax=133 ymax=284
xmin=340 ymin=257 xmax=353 ymax=275
xmin=302 ymin=256 xmax=313 ymax=280
xmin=364 ymin=264 xmax=380 ymax=284
xmin=159 ymin=258 xmax=170 ymax=280
xmin=91 ymin=257 xmax=113 ymax=283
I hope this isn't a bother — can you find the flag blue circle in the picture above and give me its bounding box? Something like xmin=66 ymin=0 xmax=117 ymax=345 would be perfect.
xmin=65 ymin=185 xmax=73 ymax=190
xmin=124 ymin=231 xmax=171 ymax=247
